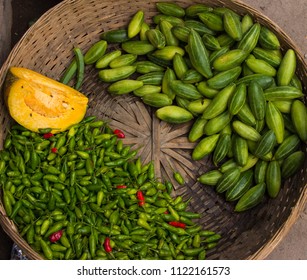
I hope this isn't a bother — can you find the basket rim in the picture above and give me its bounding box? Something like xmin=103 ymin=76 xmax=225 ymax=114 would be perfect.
xmin=234 ymin=0 xmax=307 ymax=69
xmin=249 ymin=189 xmax=307 ymax=259
xmin=1 ymin=0 xmax=307 ymax=75
xmin=0 ymin=0 xmax=306 ymax=260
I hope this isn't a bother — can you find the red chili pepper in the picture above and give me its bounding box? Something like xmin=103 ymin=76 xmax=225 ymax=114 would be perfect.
xmin=136 ymin=190 xmax=144 ymax=200
xmin=116 ymin=185 xmax=127 ymax=189
xmin=136 ymin=190 xmax=145 ymax=206
xmin=51 ymin=147 xmax=58 ymax=153
xmin=113 ymin=129 xmax=125 ymax=139
xmin=103 ymin=237 xmax=112 ymax=253
xmin=49 ymin=230 xmax=63 ymax=243
xmin=43 ymin=133 xmax=54 ymax=139
xmin=164 ymin=211 xmax=169 ymax=214
xmin=168 ymin=221 xmax=186 ymax=229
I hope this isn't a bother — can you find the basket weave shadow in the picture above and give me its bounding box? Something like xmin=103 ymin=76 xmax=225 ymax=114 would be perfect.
xmin=0 ymin=0 xmax=306 ymax=260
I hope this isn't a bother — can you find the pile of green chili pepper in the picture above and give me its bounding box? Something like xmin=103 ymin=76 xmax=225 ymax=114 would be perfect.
xmin=0 ymin=116 xmax=220 ymax=260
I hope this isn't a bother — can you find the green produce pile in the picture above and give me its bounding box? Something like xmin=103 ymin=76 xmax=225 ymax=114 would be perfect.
xmin=61 ymin=2 xmax=306 ymax=212
xmin=0 ymin=117 xmax=220 ymax=260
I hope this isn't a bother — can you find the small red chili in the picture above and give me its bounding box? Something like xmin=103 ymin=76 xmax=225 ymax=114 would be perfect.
xmin=136 ymin=190 xmax=144 ymax=200
xmin=168 ymin=221 xmax=186 ymax=229
xmin=116 ymin=185 xmax=127 ymax=189
xmin=43 ymin=133 xmax=54 ymax=139
xmin=51 ymin=147 xmax=58 ymax=153
xmin=164 ymin=211 xmax=169 ymax=214
xmin=49 ymin=230 xmax=63 ymax=243
xmin=103 ymin=237 xmax=112 ymax=253
xmin=136 ymin=190 xmax=145 ymax=206
xmin=114 ymin=129 xmax=125 ymax=139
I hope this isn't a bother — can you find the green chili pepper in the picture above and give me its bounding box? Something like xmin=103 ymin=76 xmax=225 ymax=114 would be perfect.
xmin=105 ymin=158 xmax=126 ymax=167
xmin=74 ymin=239 xmax=83 ymax=259
xmin=96 ymin=190 xmax=104 ymax=207
xmin=130 ymin=228 xmax=148 ymax=235
xmin=163 ymin=192 xmax=173 ymax=203
xmin=47 ymin=194 xmax=56 ymax=211
xmin=109 ymin=209 xmax=120 ymax=225
xmin=204 ymin=234 xmax=221 ymax=243
xmin=10 ymin=200 xmax=23 ymax=219
xmin=0 ymin=160 xmax=6 ymax=174
xmin=131 ymin=235 xmax=148 ymax=243
xmin=46 ymin=165 xmax=61 ymax=175
xmin=58 ymin=146 xmax=67 ymax=156
xmin=89 ymin=233 xmax=97 ymax=258
xmin=174 ymin=171 xmax=185 ymax=185
xmin=169 ymin=242 xmax=177 ymax=258
xmin=75 ymin=150 xmax=90 ymax=159
xmin=192 ymin=234 xmax=201 ymax=248
xmin=146 ymin=187 xmax=157 ymax=196
xmin=137 ymin=218 xmax=152 ymax=231
xmin=36 ymin=140 xmax=51 ymax=151
xmin=120 ymin=146 xmax=130 ymax=157
xmin=134 ymin=157 xmax=141 ymax=173
xmin=158 ymin=249 xmax=172 ymax=258
xmin=103 ymin=199 xmax=119 ymax=210
xmin=155 ymin=207 xmax=168 ymax=215
xmin=185 ymin=225 xmax=202 ymax=235
xmin=155 ymin=182 xmax=166 ymax=191
xmin=6 ymin=170 xmax=21 ymax=177
xmin=139 ymin=245 xmax=148 ymax=258
xmin=175 ymin=237 xmax=189 ymax=255
xmin=182 ymin=247 xmax=204 ymax=257
xmin=199 ymin=230 xmax=216 ymax=237
xmin=161 ymin=213 xmax=175 ymax=222
xmin=170 ymin=232 xmax=180 ymax=245
xmin=78 ymin=226 xmax=91 ymax=235
xmin=179 ymin=216 xmax=194 ymax=226
xmin=140 ymin=182 xmax=153 ymax=191
xmin=198 ymin=250 xmax=206 ymax=260
xmin=40 ymin=239 xmax=53 ymax=260
xmin=116 ymin=140 xmax=123 ymax=153
xmin=20 ymin=224 xmax=31 ymax=237
xmin=55 ymin=135 xmax=66 ymax=149
xmin=73 ymin=47 xmax=85 ymax=90
xmin=161 ymin=222 xmax=187 ymax=235
xmin=206 ymin=242 xmax=218 ymax=249
xmin=70 ymin=171 xmax=76 ymax=187
xmin=128 ymin=161 xmax=139 ymax=177
xmin=43 ymin=174 xmax=60 ymax=183
xmin=4 ymin=137 xmax=12 ymax=149
xmin=60 ymin=59 xmax=77 ymax=85
xmin=26 ymin=225 xmax=35 ymax=244
xmin=50 ymin=244 xmax=67 ymax=252
xmin=178 ymin=211 xmax=201 ymax=219
xmin=147 ymin=161 xmax=155 ymax=179
xmin=44 ymin=221 xmax=64 ymax=238
xmin=3 ymin=191 xmax=13 ymax=217
xmin=40 ymin=219 xmax=51 ymax=236
xmin=120 ymin=224 xmax=130 ymax=235
xmin=165 ymin=181 xmax=173 ymax=194
xmin=66 ymin=223 xmax=75 ymax=236
xmin=136 ymin=173 xmax=147 ymax=186
xmin=168 ymin=205 xmax=180 ymax=221
xmin=154 ymin=199 xmax=168 ymax=207
xmin=68 ymin=138 xmax=76 ymax=152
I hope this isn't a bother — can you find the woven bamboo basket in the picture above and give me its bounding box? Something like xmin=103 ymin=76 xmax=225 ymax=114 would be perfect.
xmin=0 ymin=0 xmax=306 ymax=260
